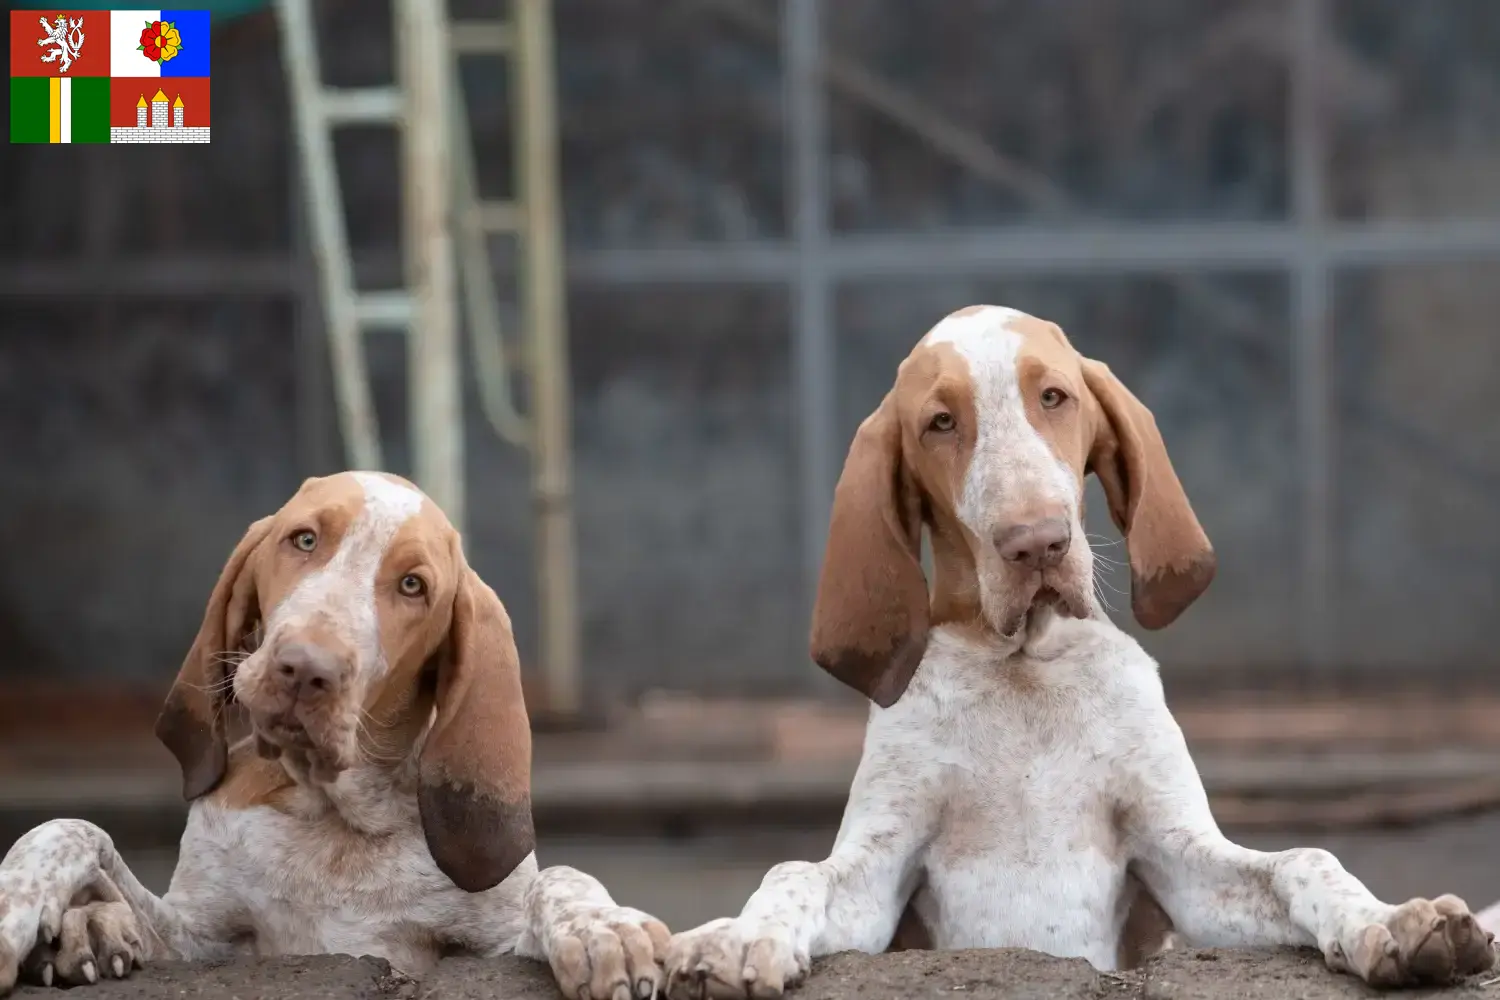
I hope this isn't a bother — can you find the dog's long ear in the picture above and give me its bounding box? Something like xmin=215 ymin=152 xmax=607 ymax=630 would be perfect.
xmin=1083 ymin=359 xmax=1215 ymax=629
xmin=418 ymin=549 xmax=534 ymax=893
xmin=809 ymin=393 xmax=928 ymax=707
xmin=155 ymin=516 xmax=274 ymax=800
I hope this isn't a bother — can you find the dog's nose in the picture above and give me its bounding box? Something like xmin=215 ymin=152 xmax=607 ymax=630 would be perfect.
xmin=995 ymin=518 xmax=1072 ymax=570
xmin=273 ymin=640 xmax=346 ymax=699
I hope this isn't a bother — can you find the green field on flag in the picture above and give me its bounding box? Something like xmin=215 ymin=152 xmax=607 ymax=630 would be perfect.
xmin=9 ymin=77 xmax=48 ymax=144
xmin=72 ymin=77 xmax=110 ymax=144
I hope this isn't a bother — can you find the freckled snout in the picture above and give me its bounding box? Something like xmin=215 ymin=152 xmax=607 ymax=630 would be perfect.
xmin=994 ymin=517 xmax=1072 ymax=570
xmin=270 ymin=639 xmax=349 ymax=703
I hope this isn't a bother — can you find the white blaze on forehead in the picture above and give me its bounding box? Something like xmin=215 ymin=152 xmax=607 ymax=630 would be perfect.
xmin=351 ymin=472 xmax=426 ymax=527
xmin=922 ymin=306 xmax=1076 ymax=535
xmin=270 ymin=473 xmax=426 ymax=678
xmin=922 ymin=305 xmax=1031 ymax=351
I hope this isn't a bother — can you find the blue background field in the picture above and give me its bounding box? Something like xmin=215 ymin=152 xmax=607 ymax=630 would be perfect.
xmin=158 ymin=8 xmax=210 ymax=77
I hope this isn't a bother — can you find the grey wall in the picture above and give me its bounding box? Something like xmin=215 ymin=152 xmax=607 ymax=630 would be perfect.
xmin=2 ymin=0 xmax=1497 ymax=702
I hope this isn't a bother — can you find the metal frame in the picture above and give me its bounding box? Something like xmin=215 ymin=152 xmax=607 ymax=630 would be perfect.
xmin=513 ymin=0 xmax=583 ymax=719
xmin=12 ymin=0 xmax=1500 ymax=685
xmin=784 ymin=0 xmax=836 ymax=642
xmin=11 ymin=219 xmax=1500 ymax=295
xmin=1288 ymin=0 xmax=1334 ymax=671
xmin=396 ymin=0 xmax=465 ymax=530
xmin=271 ymin=0 xmax=582 ymax=715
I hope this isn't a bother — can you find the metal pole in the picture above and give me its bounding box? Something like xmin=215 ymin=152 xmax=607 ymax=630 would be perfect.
xmin=785 ymin=0 xmax=837 ymax=654
xmin=1290 ymin=0 xmax=1336 ymax=677
xmin=274 ymin=0 xmax=383 ymax=473
xmin=290 ymin=148 xmax=332 ymax=477
xmin=514 ymin=0 xmax=582 ymax=717
xmin=397 ymin=0 xmax=464 ymax=529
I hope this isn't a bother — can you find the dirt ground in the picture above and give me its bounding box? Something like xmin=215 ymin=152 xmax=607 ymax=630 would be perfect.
xmin=10 ymin=947 xmax=1499 ymax=1000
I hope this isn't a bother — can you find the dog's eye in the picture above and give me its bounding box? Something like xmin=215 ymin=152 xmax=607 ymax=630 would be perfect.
xmin=398 ymin=574 xmax=426 ymax=598
xmin=928 ymin=412 xmax=956 ymax=433
xmin=1040 ymin=388 xmax=1068 ymax=410
xmin=291 ymin=530 xmax=317 ymax=552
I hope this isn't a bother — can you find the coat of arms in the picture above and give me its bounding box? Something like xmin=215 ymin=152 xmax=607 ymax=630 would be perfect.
xmin=36 ymin=14 xmax=85 ymax=74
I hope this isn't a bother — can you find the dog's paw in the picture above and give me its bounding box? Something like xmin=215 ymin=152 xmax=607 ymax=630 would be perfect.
xmin=1324 ymin=895 xmax=1495 ymax=988
xmin=664 ymin=917 xmax=805 ymax=1000
xmin=20 ymin=898 xmax=143 ymax=988
xmin=545 ymin=904 xmax=670 ymax=1000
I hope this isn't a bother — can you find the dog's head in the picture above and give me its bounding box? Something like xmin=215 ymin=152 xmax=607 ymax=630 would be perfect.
xmin=810 ymin=305 xmax=1215 ymax=707
xmin=154 ymin=471 xmax=534 ymax=891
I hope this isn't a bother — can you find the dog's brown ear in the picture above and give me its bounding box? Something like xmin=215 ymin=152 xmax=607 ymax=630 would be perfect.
xmin=809 ymin=394 xmax=928 ymax=707
xmin=155 ymin=516 xmax=274 ymax=800
xmin=1083 ymin=359 xmax=1215 ymax=629
xmin=418 ymin=551 xmax=534 ymax=893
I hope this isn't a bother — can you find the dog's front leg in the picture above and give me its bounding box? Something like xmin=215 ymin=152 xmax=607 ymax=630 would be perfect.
xmin=513 ymin=860 xmax=672 ymax=1000
xmin=663 ymin=723 xmax=941 ymax=1000
xmin=0 ymin=818 xmax=221 ymax=993
xmin=1119 ymin=704 xmax=1495 ymax=988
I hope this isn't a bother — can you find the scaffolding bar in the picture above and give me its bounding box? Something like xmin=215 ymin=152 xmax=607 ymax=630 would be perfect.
xmin=785 ymin=0 xmax=837 ymax=642
xmin=450 ymin=22 xmax=514 ymax=55
xmin=398 ymin=0 xmax=464 ymax=528
xmin=514 ymin=0 xmax=583 ymax=717
xmin=1290 ymin=0 xmax=1336 ymax=674
xmin=352 ymin=290 xmax=415 ymax=327
xmin=13 ymin=220 xmax=1500 ymax=299
xmin=274 ymin=0 xmax=383 ymax=472
xmin=318 ymin=87 xmax=403 ymax=125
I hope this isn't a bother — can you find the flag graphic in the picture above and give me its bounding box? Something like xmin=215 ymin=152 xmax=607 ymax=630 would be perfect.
xmin=8 ymin=10 xmax=109 ymax=76
xmin=10 ymin=75 xmax=110 ymax=142
xmin=109 ymin=9 xmax=210 ymax=77
xmin=10 ymin=8 xmax=210 ymax=144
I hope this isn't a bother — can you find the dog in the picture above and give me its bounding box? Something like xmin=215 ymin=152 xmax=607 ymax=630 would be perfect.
xmin=662 ymin=305 xmax=1496 ymax=997
xmin=0 ymin=471 xmax=668 ymax=1000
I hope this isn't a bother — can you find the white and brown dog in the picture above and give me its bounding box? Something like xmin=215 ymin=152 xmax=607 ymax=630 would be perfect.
xmin=664 ymin=305 xmax=1496 ymax=997
xmin=0 ymin=472 xmax=668 ymax=1000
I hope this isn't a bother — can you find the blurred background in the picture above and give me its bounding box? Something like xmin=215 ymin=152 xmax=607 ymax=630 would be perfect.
xmin=2 ymin=0 xmax=1499 ymax=931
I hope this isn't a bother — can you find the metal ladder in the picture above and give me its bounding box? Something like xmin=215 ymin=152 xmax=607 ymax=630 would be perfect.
xmin=274 ymin=0 xmax=581 ymax=717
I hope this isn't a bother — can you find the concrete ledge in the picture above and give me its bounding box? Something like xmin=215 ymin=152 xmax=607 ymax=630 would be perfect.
xmin=10 ymin=947 xmax=1498 ymax=1000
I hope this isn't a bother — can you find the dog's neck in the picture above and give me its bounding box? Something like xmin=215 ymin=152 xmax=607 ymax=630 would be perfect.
xmin=925 ymin=517 xmax=1103 ymax=660
xmin=260 ymin=692 xmax=433 ymax=837
xmin=279 ymin=746 xmax=422 ymax=837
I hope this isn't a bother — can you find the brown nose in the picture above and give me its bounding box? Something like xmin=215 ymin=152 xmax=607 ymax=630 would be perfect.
xmin=994 ymin=517 xmax=1072 ymax=570
xmin=273 ymin=640 xmax=346 ymax=700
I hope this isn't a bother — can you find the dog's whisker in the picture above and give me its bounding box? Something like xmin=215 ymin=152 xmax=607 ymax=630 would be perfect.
xmin=1095 ymin=574 xmax=1128 ymax=596
xmin=355 ymin=713 xmax=410 ymax=765
xmin=1087 ymin=544 xmax=1126 ymax=569
xmin=1091 ymin=576 xmax=1120 ymax=615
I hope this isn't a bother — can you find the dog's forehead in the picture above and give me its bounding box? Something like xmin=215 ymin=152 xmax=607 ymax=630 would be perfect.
xmin=278 ymin=471 xmax=433 ymax=542
xmin=904 ymin=305 xmax=1073 ymax=389
xmin=351 ymin=471 xmax=428 ymax=527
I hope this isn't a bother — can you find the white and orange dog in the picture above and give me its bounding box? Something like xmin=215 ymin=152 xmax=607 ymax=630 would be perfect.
xmin=664 ymin=305 xmax=1496 ymax=997
xmin=0 ymin=472 xmax=667 ymax=1000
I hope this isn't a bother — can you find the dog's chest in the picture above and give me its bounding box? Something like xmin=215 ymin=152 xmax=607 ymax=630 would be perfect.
xmin=179 ymin=801 xmax=479 ymax=970
xmin=905 ymin=648 xmax=1135 ymax=967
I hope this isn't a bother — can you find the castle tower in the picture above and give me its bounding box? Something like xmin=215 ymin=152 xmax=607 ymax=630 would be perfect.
xmin=152 ymin=89 xmax=168 ymax=129
xmin=136 ymin=94 xmax=147 ymax=129
xmin=173 ymin=94 xmax=184 ymax=128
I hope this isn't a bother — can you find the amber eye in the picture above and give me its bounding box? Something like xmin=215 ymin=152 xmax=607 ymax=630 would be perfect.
xmin=928 ymin=412 xmax=956 ymax=432
xmin=398 ymin=574 xmax=426 ymax=598
xmin=291 ymin=530 xmax=317 ymax=552
xmin=1040 ymin=388 xmax=1068 ymax=410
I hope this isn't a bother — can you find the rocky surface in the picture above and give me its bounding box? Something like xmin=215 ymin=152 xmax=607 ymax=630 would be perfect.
xmin=11 ymin=947 xmax=1497 ymax=1000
